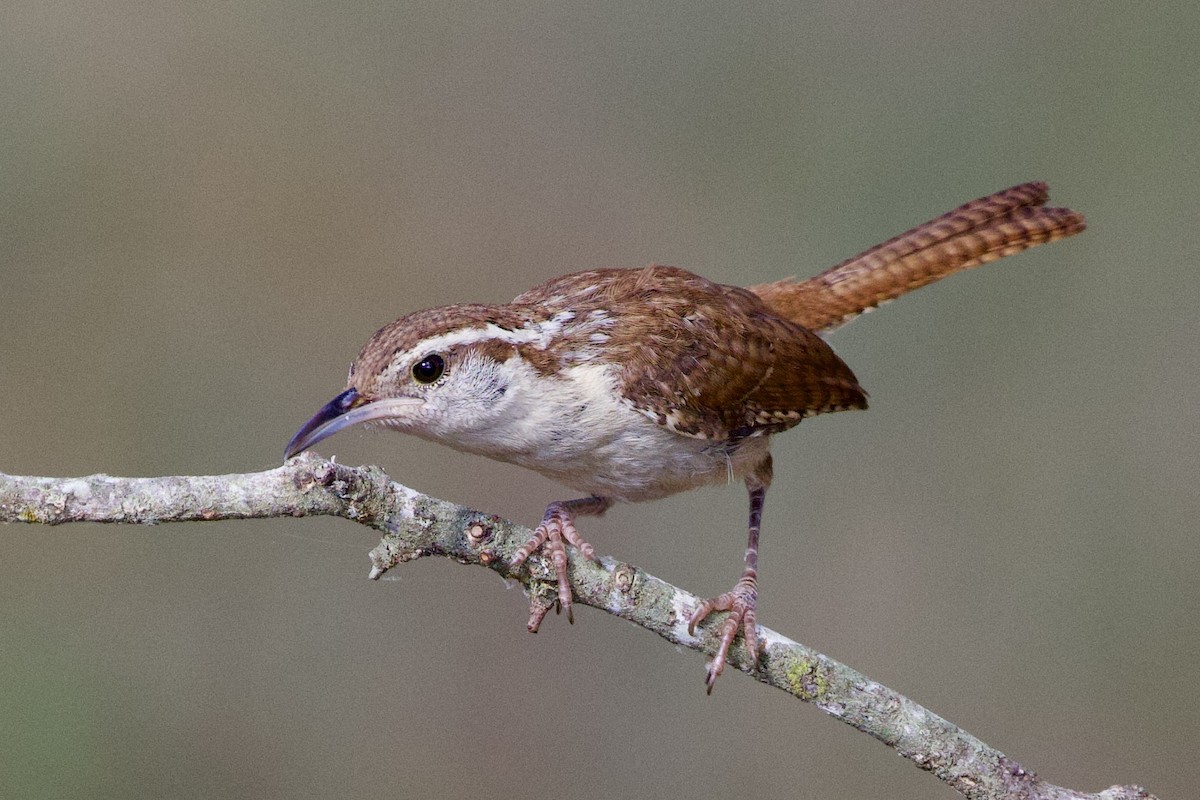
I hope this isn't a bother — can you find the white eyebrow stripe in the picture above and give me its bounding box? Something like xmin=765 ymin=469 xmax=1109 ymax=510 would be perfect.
xmin=392 ymin=312 xmax=576 ymax=365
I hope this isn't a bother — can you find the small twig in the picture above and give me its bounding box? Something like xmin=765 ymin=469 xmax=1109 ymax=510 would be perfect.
xmin=0 ymin=454 xmax=1155 ymax=800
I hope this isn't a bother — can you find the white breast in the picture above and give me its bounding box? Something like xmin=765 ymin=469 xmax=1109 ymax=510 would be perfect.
xmin=438 ymin=359 xmax=770 ymax=502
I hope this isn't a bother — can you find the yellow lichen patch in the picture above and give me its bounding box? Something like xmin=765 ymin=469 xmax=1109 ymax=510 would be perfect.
xmin=784 ymin=656 xmax=829 ymax=701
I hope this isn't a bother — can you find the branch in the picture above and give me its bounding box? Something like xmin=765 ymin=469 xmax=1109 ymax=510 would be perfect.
xmin=0 ymin=455 xmax=1154 ymax=800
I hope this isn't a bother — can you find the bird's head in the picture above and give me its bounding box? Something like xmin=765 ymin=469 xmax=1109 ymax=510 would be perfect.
xmin=284 ymin=303 xmax=568 ymax=460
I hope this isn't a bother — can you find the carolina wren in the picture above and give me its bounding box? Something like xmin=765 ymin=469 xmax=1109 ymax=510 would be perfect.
xmin=285 ymin=182 xmax=1084 ymax=691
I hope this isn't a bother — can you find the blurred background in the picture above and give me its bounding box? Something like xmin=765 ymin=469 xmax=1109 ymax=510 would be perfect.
xmin=2 ymin=3 xmax=1196 ymax=798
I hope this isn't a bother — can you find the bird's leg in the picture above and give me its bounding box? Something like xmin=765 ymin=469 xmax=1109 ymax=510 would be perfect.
xmin=512 ymin=495 xmax=612 ymax=629
xmin=689 ymin=473 xmax=768 ymax=693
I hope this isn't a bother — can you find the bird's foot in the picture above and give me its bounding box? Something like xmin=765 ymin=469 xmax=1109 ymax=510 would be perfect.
xmin=688 ymin=573 xmax=760 ymax=694
xmin=511 ymin=500 xmax=600 ymax=628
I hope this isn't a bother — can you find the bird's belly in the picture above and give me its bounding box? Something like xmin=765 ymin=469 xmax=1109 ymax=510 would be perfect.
xmin=468 ymin=399 xmax=769 ymax=502
xmin=528 ymin=421 xmax=771 ymax=502
xmin=434 ymin=361 xmax=771 ymax=502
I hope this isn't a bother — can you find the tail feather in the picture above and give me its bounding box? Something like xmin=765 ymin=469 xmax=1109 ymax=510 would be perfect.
xmin=750 ymin=182 xmax=1086 ymax=334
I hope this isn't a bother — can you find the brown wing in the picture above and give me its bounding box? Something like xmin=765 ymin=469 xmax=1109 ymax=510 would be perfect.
xmin=520 ymin=265 xmax=866 ymax=440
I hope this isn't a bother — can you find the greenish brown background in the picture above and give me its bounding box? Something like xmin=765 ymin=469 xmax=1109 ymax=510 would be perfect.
xmin=2 ymin=3 xmax=1196 ymax=798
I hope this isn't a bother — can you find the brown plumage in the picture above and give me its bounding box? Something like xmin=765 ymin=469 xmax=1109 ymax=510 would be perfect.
xmin=511 ymin=265 xmax=869 ymax=439
xmin=286 ymin=182 xmax=1085 ymax=692
xmin=751 ymin=181 xmax=1085 ymax=332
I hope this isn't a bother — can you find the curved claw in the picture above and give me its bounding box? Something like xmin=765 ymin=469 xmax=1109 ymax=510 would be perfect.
xmin=510 ymin=500 xmax=603 ymax=627
xmin=688 ymin=577 xmax=759 ymax=694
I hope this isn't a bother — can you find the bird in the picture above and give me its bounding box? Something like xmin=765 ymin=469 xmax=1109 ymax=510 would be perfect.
xmin=284 ymin=181 xmax=1085 ymax=691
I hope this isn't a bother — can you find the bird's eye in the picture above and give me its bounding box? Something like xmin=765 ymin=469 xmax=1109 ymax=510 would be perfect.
xmin=411 ymin=354 xmax=445 ymax=384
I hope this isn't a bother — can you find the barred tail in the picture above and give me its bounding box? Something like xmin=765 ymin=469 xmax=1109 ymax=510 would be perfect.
xmin=749 ymin=182 xmax=1086 ymax=334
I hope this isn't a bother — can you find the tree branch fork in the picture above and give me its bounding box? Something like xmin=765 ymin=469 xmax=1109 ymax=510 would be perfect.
xmin=0 ymin=455 xmax=1154 ymax=800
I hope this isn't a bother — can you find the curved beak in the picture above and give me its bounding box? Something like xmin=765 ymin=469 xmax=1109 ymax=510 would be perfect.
xmin=283 ymin=388 xmax=421 ymax=461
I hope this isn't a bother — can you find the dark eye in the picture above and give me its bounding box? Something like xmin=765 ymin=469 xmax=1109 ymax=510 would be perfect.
xmin=411 ymin=354 xmax=445 ymax=384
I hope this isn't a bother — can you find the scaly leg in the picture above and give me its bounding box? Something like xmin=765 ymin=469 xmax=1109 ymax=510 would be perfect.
xmin=689 ymin=476 xmax=767 ymax=693
xmin=511 ymin=495 xmax=612 ymax=629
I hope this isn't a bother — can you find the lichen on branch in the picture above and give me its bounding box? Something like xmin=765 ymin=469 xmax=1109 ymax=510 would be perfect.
xmin=0 ymin=455 xmax=1155 ymax=800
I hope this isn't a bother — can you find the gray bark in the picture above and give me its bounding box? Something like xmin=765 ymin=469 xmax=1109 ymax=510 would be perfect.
xmin=0 ymin=454 xmax=1157 ymax=800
